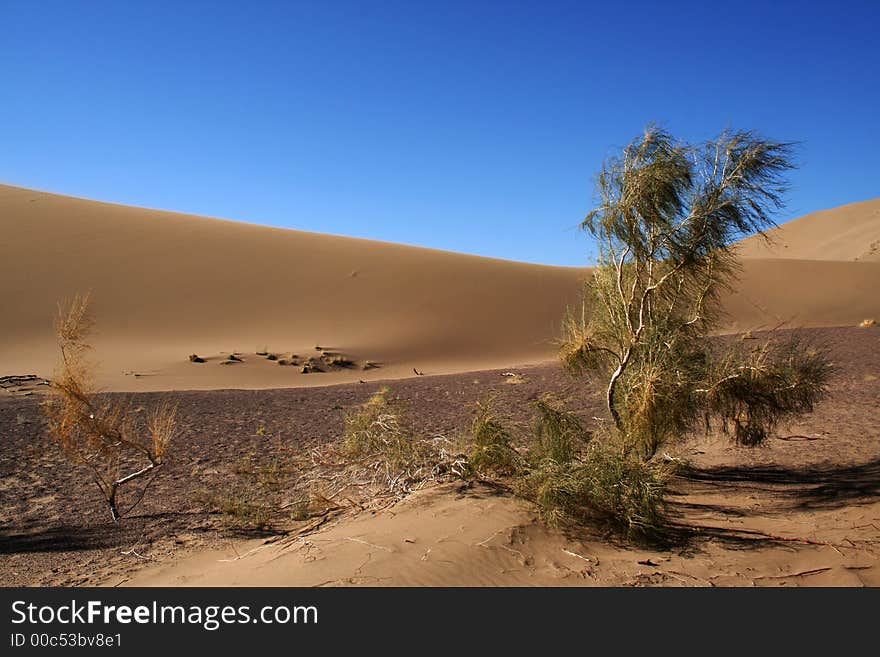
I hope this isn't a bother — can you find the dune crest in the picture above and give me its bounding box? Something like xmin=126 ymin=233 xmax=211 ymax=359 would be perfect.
xmin=736 ymin=198 xmax=880 ymax=262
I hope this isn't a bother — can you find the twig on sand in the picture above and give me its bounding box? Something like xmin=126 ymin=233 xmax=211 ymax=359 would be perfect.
xmin=120 ymin=547 xmax=152 ymax=561
xmin=754 ymin=567 xmax=832 ymax=580
xmin=561 ymin=548 xmax=592 ymax=563
xmin=218 ymin=543 xmax=273 ymax=563
xmin=476 ymin=528 xmax=505 ymax=547
xmin=345 ymin=537 xmax=392 ymax=552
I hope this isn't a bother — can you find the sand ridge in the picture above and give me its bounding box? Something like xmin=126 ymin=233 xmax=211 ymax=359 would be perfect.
xmin=1 ymin=184 xmax=879 ymax=391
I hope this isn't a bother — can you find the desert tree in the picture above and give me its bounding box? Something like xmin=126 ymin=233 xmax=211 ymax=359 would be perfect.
xmin=43 ymin=292 xmax=177 ymax=521
xmin=561 ymin=126 xmax=832 ymax=457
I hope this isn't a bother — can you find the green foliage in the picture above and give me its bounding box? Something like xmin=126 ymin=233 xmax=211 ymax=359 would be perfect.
xmin=195 ymin=488 xmax=272 ymax=530
xmin=456 ymin=396 xmax=670 ymax=540
xmin=704 ymin=337 xmax=834 ymax=445
xmin=517 ymin=398 xmax=672 ymax=540
xmin=562 ymin=126 xmax=831 ymax=455
xmin=468 ymin=399 xmax=520 ymax=476
xmin=532 ymin=396 xmax=591 ymax=464
xmin=518 ymin=448 xmax=671 ymax=540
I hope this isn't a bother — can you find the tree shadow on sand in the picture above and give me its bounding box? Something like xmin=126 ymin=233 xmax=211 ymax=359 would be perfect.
xmin=678 ymin=457 xmax=880 ymax=511
xmin=0 ymin=524 xmax=124 ymax=554
xmin=656 ymin=457 xmax=880 ymax=551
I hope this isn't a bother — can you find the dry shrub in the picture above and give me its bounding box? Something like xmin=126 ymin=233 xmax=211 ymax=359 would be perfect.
xmin=343 ymin=387 xmax=417 ymax=470
xmin=292 ymin=388 xmax=468 ymax=507
xmin=325 ymin=354 xmax=355 ymax=368
xmin=43 ymin=293 xmax=177 ymax=522
xmin=860 ymin=318 xmax=877 ymax=328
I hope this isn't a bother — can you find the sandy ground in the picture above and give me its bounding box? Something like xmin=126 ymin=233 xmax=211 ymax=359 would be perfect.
xmin=1 ymin=327 xmax=878 ymax=587
xmin=1 ymin=187 xmax=878 ymax=586
xmin=1 ymin=185 xmax=878 ymax=391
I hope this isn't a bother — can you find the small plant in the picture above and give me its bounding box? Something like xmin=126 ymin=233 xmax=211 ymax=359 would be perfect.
xmin=703 ymin=338 xmax=833 ymax=445
xmin=518 ymin=441 xmax=672 ymax=540
xmin=468 ymin=398 xmax=519 ymax=476
xmin=195 ymin=488 xmax=272 ymax=530
xmin=188 ymin=354 xmax=206 ymax=363
xmin=532 ymin=397 xmax=590 ymax=464
xmin=343 ymin=387 xmax=416 ymax=470
xmin=860 ymin=318 xmax=877 ymax=328
xmin=43 ymin=293 xmax=177 ymax=522
xmin=301 ymin=357 xmax=323 ymax=374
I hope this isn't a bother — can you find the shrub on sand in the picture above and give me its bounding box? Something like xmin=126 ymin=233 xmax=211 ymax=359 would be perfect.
xmin=518 ymin=398 xmax=671 ymax=541
xmin=518 ymin=440 xmax=672 ymax=540
xmin=468 ymin=398 xmax=520 ymax=476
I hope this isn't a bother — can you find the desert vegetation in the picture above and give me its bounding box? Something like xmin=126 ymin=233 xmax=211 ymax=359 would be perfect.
xmin=515 ymin=126 xmax=836 ymax=533
xmin=561 ymin=127 xmax=832 ymax=455
xmin=42 ymin=293 xmax=178 ymax=522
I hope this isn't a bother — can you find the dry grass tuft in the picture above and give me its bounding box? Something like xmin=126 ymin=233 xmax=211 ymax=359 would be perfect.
xmin=468 ymin=397 xmax=519 ymax=476
xmin=860 ymin=318 xmax=877 ymax=328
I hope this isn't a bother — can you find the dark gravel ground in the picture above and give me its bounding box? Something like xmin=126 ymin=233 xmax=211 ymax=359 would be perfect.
xmin=1 ymin=326 xmax=877 ymax=586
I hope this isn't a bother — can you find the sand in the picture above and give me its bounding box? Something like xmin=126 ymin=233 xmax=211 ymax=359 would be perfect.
xmin=736 ymin=198 xmax=880 ymax=261
xmin=1 ymin=184 xmax=878 ymax=391
xmin=1 ymin=186 xmax=879 ymax=588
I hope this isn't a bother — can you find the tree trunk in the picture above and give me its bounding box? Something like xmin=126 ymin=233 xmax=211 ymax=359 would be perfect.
xmin=606 ymin=368 xmax=624 ymax=431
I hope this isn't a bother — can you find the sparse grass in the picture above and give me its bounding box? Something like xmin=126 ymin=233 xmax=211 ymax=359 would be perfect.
xmin=343 ymin=387 xmax=418 ymax=470
xmin=195 ymin=488 xmax=272 ymax=530
xmin=288 ymin=495 xmax=312 ymax=521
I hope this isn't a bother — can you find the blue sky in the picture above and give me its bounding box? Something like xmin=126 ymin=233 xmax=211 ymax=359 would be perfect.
xmin=2 ymin=1 xmax=878 ymax=266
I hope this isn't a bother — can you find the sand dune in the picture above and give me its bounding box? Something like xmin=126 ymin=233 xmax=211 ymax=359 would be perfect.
xmin=1 ymin=184 xmax=878 ymax=391
xmin=736 ymin=198 xmax=880 ymax=261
